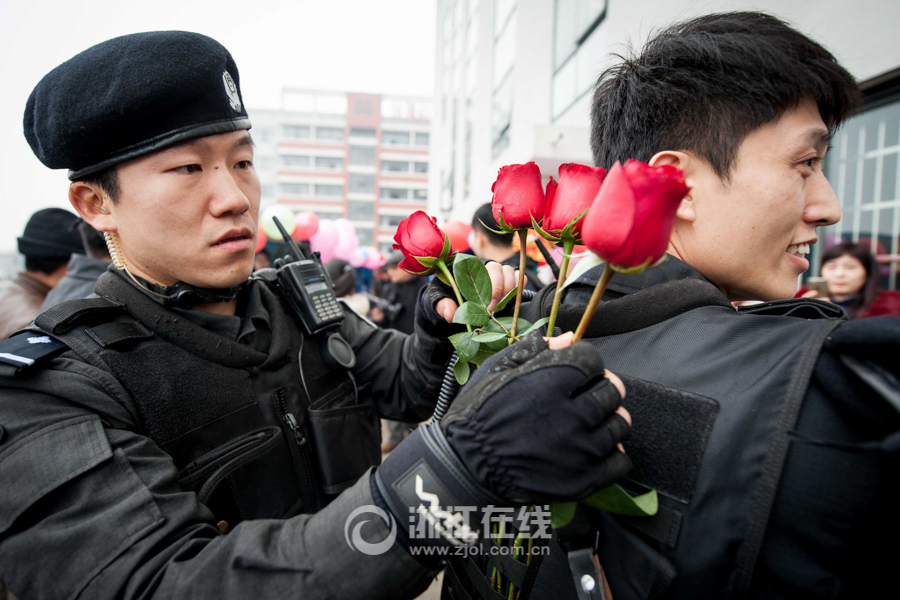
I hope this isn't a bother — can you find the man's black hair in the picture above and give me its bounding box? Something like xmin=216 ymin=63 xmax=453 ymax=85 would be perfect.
xmin=590 ymin=11 xmax=862 ymax=179
xmin=472 ymin=203 xmax=512 ymax=247
xmin=77 ymin=221 xmax=110 ymax=260
xmin=80 ymin=166 xmax=121 ymax=203
xmin=25 ymin=256 xmax=69 ymax=275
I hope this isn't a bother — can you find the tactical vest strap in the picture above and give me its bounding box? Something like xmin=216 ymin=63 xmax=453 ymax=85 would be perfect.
xmin=85 ymin=321 xmax=153 ymax=348
xmin=0 ymin=332 xmax=68 ymax=376
xmin=34 ymin=297 xmax=125 ymax=334
xmin=732 ymin=318 xmax=841 ymax=595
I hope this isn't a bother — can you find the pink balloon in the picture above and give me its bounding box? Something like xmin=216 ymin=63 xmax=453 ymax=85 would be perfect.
xmin=255 ymin=224 xmax=267 ymax=253
xmin=310 ymin=219 xmax=339 ymax=263
xmin=349 ymin=246 xmax=368 ymax=268
xmin=334 ymin=218 xmax=356 ymax=235
xmin=444 ymin=220 xmax=472 ymax=252
xmin=364 ymin=250 xmax=386 ymax=270
xmin=293 ymin=212 xmax=319 ymax=241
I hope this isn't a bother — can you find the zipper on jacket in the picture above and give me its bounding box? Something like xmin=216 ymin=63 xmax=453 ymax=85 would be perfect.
xmin=182 ymin=431 xmax=268 ymax=475
xmin=274 ymin=388 xmax=319 ymax=513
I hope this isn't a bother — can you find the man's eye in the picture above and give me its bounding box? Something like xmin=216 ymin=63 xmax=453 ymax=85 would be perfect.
xmin=235 ymin=160 xmax=253 ymax=170
xmin=802 ymin=157 xmax=822 ymax=169
xmin=174 ymin=164 xmax=202 ymax=174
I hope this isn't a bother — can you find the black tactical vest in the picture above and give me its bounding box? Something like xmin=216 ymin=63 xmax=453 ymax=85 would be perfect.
xmin=443 ymin=279 xmax=845 ymax=600
xmin=20 ymin=271 xmax=382 ymax=527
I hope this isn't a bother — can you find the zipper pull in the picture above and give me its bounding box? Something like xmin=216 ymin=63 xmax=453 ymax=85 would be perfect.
xmin=282 ymin=412 xmax=308 ymax=446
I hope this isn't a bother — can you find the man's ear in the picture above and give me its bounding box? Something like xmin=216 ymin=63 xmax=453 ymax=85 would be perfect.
xmin=69 ymin=182 xmax=116 ymax=232
xmin=649 ymin=151 xmax=696 ymax=223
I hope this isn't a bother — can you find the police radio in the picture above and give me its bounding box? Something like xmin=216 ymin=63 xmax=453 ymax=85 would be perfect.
xmin=270 ymin=216 xmax=344 ymax=335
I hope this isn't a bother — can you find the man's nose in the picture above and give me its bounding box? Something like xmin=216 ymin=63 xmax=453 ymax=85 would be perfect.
xmin=208 ymin=166 xmax=251 ymax=217
xmin=806 ymin=171 xmax=841 ymax=227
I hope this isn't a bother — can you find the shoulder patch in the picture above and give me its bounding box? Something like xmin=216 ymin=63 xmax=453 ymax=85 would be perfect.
xmin=0 ymin=331 xmax=68 ymax=376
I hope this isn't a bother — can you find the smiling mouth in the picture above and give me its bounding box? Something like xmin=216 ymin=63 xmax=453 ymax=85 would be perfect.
xmin=786 ymin=243 xmax=811 ymax=258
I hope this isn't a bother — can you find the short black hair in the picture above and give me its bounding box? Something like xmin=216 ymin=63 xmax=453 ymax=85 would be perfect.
xmin=79 ymin=166 xmax=121 ymax=203
xmin=590 ymin=11 xmax=862 ymax=179
xmin=472 ymin=203 xmax=512 ymax=247
xmin=25 ymin=255 xmax=69 ymax=275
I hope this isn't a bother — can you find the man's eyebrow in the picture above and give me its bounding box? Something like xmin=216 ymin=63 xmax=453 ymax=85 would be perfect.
xmin=233 ymin=133 xmax=254 ymax=150
xmin=806 ymin=128 xmax=831 ymax=152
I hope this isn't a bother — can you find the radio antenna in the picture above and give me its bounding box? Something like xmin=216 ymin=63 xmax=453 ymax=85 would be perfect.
xmin=271 ymin=216 xmax=308 ymax=262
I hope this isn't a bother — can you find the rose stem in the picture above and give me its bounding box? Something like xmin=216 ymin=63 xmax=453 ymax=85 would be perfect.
xmin=509 ymin=229 xmax=529 ymax=339
xmin=545 ymin=238 xmax=575 ymax=336
xmin=572 ymin=263 xmax=614 ymax=342
xmin=436 ymin=260 xmax=472 ymax=332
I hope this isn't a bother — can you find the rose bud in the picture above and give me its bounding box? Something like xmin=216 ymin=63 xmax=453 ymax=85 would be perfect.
xmin=393 ymin=210 xmax=451 ymax=275
xmin=582 ymin=160 xmax=690 ymax=271
xmin=540 ymin=163 xmax=606 ymax=242
xmin=490 ymin=162 xmax=546 ymax=231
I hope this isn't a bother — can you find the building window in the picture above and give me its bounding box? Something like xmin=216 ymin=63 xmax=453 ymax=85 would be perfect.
xmin=819 ymin=86 xmax=900 ymax=290
xmin=382 ymin=130 xmax=411 ymax=146
xmin=316 ymin=127 xmax=344 ymax=141
xmin=380 ymin=214 xmax=407 ymax=228
xmin=347 ymin=200 xmax=374 ymax=221
xmin=257 ymin=155 xmax=274 ymax=171
xmin=413 ymin=189 xmax=428 ymax=201
xmin=351 ymin=127 xmax=376 ymax=138
xmin=283 ymin=125 xmax=311 ymax=139
xmin=315 ymin=211 xmax=344 ymax=221
xmin=348 ymin=174 xmax=375 ymax=194
xmin=415 ymin=132 xmax=431 ymax=146
xmin=279 ymin=183 xmax=310 ymax=196
xmin=315 ymin=156 xmax=343 ymax=170
xmin=414 ymin=162 xmax=429 ymax=174
xmin=552 ymin=0 xmax=607 ymax=120
xmin=492 ymin=1 xmax=516 ymax=155
xmin=356 ymin=228 xmax=374 ymax=246
xmin=382 ymin=160 xmax=410 ymax=173
xmin=281 ymin=155 xmax=310 ymax=168
xmin=381 ymin=188 xmax=410 ymax=200
xmin=257 ymin=128 xmax=272 ymax=143
xmin=349 ymin=146 xmax=376 ymax=166
xmin=315 ymin=184 xmax=344 ymax=197
xmin=261 ymin=184 xmax=273 ymax=198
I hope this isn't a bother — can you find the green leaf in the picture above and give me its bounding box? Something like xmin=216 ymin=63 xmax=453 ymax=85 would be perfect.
xmin=453 ymin=359 xmax=471 ymax=385
xmin=531 ymin=213 xmax=560 ymax=243
xmin=435 ymin=268 xmax=453 ymax=286
xmin=472 ymin=331 xmax=507 ymax=343
xmin=449 ymin=331 xmax=481 ymax=363
xmin=581 ymin=484 xmax=658 ymax=517
xmin=411 ymin=255 xmax=438 ymax=267
xmin=493 ymin=287 xmax=518 ymax=314
xmin=452 ymin=302 xmax=490 ymax=327
xmin=549 ymin=502 xmax=577 ymax=529
xmin=453 ymin=255 xmax=492 ymax=306
xmin=478 ymin=218 xmax=507 ymax=236
xmin=520 ymin=317 xmax=550 ymax=337
xmin=482 ymin=317 xmax=532 ymax=350
xmin=470 ymin=349 xmax=496 ymax=366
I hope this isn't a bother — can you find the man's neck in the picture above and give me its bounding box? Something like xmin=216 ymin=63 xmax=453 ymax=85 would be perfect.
xmin=195 ymin=298 xmax=238 ymax=316
xmin=25 ymin=266 xmax=66 ymax=289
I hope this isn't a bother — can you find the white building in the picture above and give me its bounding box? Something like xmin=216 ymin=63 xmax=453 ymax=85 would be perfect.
xmin=250 ymin=90 xmax=433 ymax=253
xmin=431 ymin=0 xmax=900 ymax=289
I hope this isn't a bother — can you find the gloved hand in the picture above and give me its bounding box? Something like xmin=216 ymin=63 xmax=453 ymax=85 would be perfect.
xmin=372 ymin=332 xmax=631 ymax=550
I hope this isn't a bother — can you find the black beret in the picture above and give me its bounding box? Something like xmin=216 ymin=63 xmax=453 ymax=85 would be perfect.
xmin=24 ymin=31 xmax=251 ymax=180
xmin=17 ymin=208 xmax=84 ymax=259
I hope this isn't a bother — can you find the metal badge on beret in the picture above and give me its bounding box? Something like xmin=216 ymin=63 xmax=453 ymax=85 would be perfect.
xmin=23 ymin=31 xmax=252 ymax=180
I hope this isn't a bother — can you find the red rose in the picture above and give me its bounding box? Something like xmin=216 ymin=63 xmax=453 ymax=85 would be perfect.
xmin=393 ymin=210 xmax=450 ymax=275
xmin=490 ymin=162 xmax=546 ymax=230
xmin=542 ymin=163 xmax=606 ymax=241
xmin=582 ymin=160 xmax=690 ymax=270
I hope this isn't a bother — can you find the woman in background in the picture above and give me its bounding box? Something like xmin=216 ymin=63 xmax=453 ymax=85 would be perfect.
xmin=800 ymin=241 xmax=900 ymax=319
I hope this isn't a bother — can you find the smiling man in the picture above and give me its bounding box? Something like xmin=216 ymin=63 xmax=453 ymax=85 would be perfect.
xmin=0 ymin=31 xmax=635 ymax=600
xmin=443 ymin=11 xmax=900 ymax=600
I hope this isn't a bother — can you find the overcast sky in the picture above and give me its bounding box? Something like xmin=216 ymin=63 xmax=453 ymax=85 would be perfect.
xmin=0 ymin=0 xmax=436 ymax=253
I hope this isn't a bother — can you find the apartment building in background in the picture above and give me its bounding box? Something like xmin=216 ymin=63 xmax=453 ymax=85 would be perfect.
xmin=432 ymin=0 xmax=900 ymax=289
xmin=249 ymin=90 xmax=433 ymax=253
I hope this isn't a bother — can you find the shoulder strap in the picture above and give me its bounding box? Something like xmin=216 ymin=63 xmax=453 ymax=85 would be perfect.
xmin=0 ymin=331 xmax=69 ymax=377
xmin=34 ymin=296 xmax=126 ymax=334
xmin=732 ymin=317 xmax=841 ymax=595
xmin=736 ymin=297 xmax=846 ymax=320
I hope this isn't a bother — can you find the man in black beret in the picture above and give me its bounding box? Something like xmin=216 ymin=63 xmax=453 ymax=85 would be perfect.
xmin=0 ymin=31 xmax=632 ymax=600
xmin=0 ymin=207 xmax=83 ymax=339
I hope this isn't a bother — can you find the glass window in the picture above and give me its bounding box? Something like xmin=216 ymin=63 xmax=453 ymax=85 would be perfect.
xmin=551 ymin=0 xmax=608 ymax=120
xmin=380 ymin=214 xmax=406 ymax=228
xmin=256 ymin=155 xmax=274 ymax=171
xmin=349 ymin=146 xmax=376 ymax=166
xmin=347 ymin=200 xmax=374 ymax=220
xmin=820 ymin=96 xmax=900 ymax=289
xmin=283 ymin=125 xmax=310 ymax=139
xmin=492 ymin=14 xmax=516 ymax=89
xmin=414 ymin=162 xmax=429 ymax=173
xmin=554 ymin=0 xmax=606 ymax=71
xmin=314 ymin=184 xmax=343 ymax=197
xmin=279 ymin=183 xmax=309 ymax=196
xmin=382 ymin=130 xmax=411 ymax=146
xmin=495 ymin=0 xmax=515 ymax=34
xmin=261 ymin=184 xmax=273 ymax=198
xmin=492 ymin=74 xmax=513 ymax=154
xmin=356 ymin=228 xmax=374 ymax=246
xmin=315 ymin=156 xmax=343 ymax=170
xmin=281 ymin=155 xmax=310 ymax=167
xmin=350 ymin=127 xmax=376 ymax=138
xmin=256 ymin=128 xmax=272 ymax=143
xmin=413 ymin=189 xmax=428 ymax=201
xmin=348 ymin=174 xmax=375 ymax=194
xmin=382 ymin=160 xmax=410 ymax=173
xmin=415 ymin=132 xmax=430 ymax=146
xmin=380 ymin=188 xmax=409 ymax=200
xmin=316 ymin=127 xmax=344 ymax=141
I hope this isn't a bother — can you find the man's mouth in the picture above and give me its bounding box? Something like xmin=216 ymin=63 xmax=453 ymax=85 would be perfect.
xmin=213 ymin=228 xmax=253 ymax=249
xmin=786 ymin=243 xmax=811 ymax=258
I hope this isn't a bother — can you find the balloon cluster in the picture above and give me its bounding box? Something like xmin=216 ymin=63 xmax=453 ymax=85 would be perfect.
xmin=257 ymin=206 xmax=387 ymax=270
